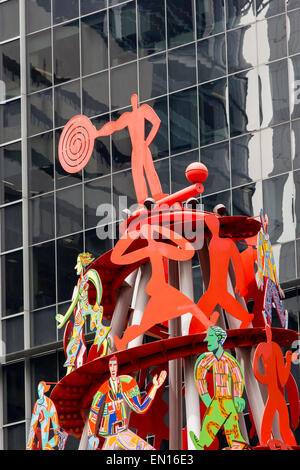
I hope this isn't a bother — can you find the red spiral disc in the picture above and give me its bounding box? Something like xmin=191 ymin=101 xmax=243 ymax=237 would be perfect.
xmin=58 ymin=115 xmax=97 ymax=173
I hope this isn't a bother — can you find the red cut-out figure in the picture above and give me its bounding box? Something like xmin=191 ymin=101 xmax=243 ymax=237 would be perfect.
xmin=189 ymin=214 xmax=254 ymax=334
xmin=112 ymin=223 xmax=219 ymax=351
xmin=97 ymin=94 xmax=164 ymax=204
xmin=253 ymin=324 xmax=298 ymax=446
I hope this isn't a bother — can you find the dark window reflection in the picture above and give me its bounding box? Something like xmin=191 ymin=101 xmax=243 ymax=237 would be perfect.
xmin=0 ymin=99 xmax=21 ymax=145
xmin=56 ymin=185 xmax=83 ymax=237
xmin=288 ymin=9 xmax=300 ymax=56
xmin=227 ymin=25 xmax=257 ymax=74
xmin=139 ymin=53 xmax=167 ymax=101
xmin=232 ymin=182 xmax=262 ymax=217
xmin=257 ymin=14 xmax=287 ymax=64
xmin=30 ymin=193 xmax=55 ymax=244
xmin=3 ymin=316 xmax=24 ymax=354
xmin=30 ymin=354 xmax=57 ymax=409
xmin=111 ymin=106 xmax=132 ymax=172
xmin=171 ymin=150 xmax=199 ymax=193
xmin=168 ymin=43 xmax=196 ymax=93
xmin=292 ymin=119 xmax=300 ymax=170
xmin=85 ymin=228 xmax=113 ymax=259
xmin=28 ymin=88 xmax=53 ymax=136
xmin=53 ymin=20 xmax=80 ymax=85
xmin=290 ymin=55 xmax=300 ymax=121
xmin=84 ymin=114 xmax=111 ymax=180
xmin=53 ymin=0 xmax=79 ymax=24
xmin=31 ymin=241 xmax=56 ymax=309
xmin=231 ymin=132 xmax=261 ymax=187
xmin=199 ymin=78 xmax=228 ymax=145
xmin=55 ymin=128 xmax=83 ymax=190
xmin=27 ymin=29 xmax=52 ymax=93
xmin=197 ymin=34 xmax=226 ymax=83
xmin=4 ymin=424 xmax=25 ymax=450
xmin=145 ymin=96 xmax=169 ymax=160
xmin=82 ymin=71 xmax=109 ymax=117
xmin=154 ymin=158 xmax=170 ymax=196
xmin=110 ymin=61 xmax=137 ymax=110
xmin=228 ymin=69 xmax=259 ymax=137
xmin=2 ymin=250 xmax=24 ymax=316
xmin=28 ymin=132 xmax=54 ymax=197
xmin=57 ymin=233 xmax=83 ymax=302
xmin=2 ymin=203 xmax=22 ymax=252
xmin=293 ymin=170 xmax=300 ymax=238
xmin=26 ymin=0 xmax=51 ymax=34
xmin=54 ymin=79 xmax=80 ymax=128
xmin=167 ymin=0 xmax=195 ymax=48
xmin=112 ymin=169 xmax=137 ymax=216
xmin=196 ymin=0 xmax=225 ymax=39
xmin=0 ymin=0 xmax=19 ymax=42
xmin=0 ymin=141 xmax=22 ymax=204
xmin=0 ymin=39 xmax=20 ymax=100
xmin=200 ymin=141 xmax=230 ymax=194
xmin=256 ymin=0 xmax=285 ymax=19
xmin=226 ymin=0 xmax=255 ymax=30
xmin=84 ymin=175 xmax=112 ymax=229
xmin=31 ymin=307 xmax=57 ymax=347
xmin=287 ymin=0 xmax=299 ymax=11
xmin=109 ymin=2 xmax=137 ymax=67
xmin=170 ymin=87 xmax=198 ymax=154
xmin=81 ymin=11 xmax=108 ymax=76
xmin=258 ymin=60 xmax=289 ymax=127
xmin=277 ymin=241 xmax=296 ymax=283
xmin=138 ymin=0 xmax=166 ymax=57
xmin=261 ymin=123 xmax=292 ymax=179
xmin=81 ymin=0 xmax=107 ymax=15
xmin=3 ymin=362 xmax=25 ymax=425
xmin=202 ymin=190 xmax=232 ymax=215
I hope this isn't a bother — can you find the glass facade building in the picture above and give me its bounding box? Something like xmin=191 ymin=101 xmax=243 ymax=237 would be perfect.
xmin=1 ymin=0 xmax=300 ymax=449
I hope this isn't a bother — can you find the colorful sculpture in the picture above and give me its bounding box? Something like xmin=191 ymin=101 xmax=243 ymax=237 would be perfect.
xmin=257 ymin=210 xmax=288 ymax=328
xmin=27 ymin=382 xmax=67 ymax=450
xmin=190 ymin=214 xmax=254 ymax=334
xmin=56 ymin=253 xmax=106 ymax=374
xmin=252 ymin=324 xmax=298 ymax=446
xmin=87 ymin=356 xmax=167 ymax=450
xmin=112 ymin=222 xmax=219 ymax=351
xmin=190 ymin=326 xmax=248 ymax=450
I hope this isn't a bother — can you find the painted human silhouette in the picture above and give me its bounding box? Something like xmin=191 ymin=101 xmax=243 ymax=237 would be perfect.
xmin=253 ymin=324 xmax=298 ymax=446
xmin=189 ymin=214 xmax=254 ymax=334
xmin=97 ymin=93 xmax=164 ymax=204
xmin=112 ymin=223 xmax=219 ymax=351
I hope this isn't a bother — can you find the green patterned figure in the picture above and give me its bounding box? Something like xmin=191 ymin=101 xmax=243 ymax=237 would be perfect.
xmin=190 ymin=326 xmax=248 ymax=450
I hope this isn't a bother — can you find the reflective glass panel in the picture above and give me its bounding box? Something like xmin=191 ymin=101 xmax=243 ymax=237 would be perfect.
xmin=170 ymin=87 xmax=198 ymax=155
xmin=28 ymin=132 xmax=54 ymax=196
xmin=28 ymin=88 xmax=53 ymax=136
xmin=57 ymin=233 xmax=83 ymax=302
xmin=53 ymin=0 xmax=79 ymax=24
xmin=154 ymin=157 xmax=170 ymax=196
xmin=200 ymin=141 xmax=230 ymax=194
xmin=287 ymin=0 xmax=300 ymax=10
xmin=138 ymin=0 xmax=166 ymax=57
xmin=82 ymin=71 xmax=109 ymax=117
xmin=293 ymin=170 xmax=300 ymax=238
xmin=196 ymin=0 xmax=225 ymax=39
xmin=288 ymin=9 xmax=300 ymax=56
xmin=231 ymin=132 xmax=261 ymax=187
xmin=226 ymin=0 xmax=256 ymax=29
xmin=81 ymin=11 xmax=108 ymax=76
xmin=228 ymin=69 xmax=260 ymax=137
xmin=4 ymin=424 xmax=25 ymax=451
xmin=227 ymin=24 xmax=257 ymax=74
xmin=168 ymin=43 xmax=196 ymax=93
xmin=167 ymin=0 xmax=195 ymax=48
xmin=3 ymin=362 xmax=25 ymax=425
xmin=27 ymin=29 xmax=52 ymax=93
xmin=199 ymin=78 xmax=228 ymax=145
xmin=144 ymin=95 xmax=169 ymax=160
xmin=257 ymin=15 xmax=287 ymax=65
xmin=111 ymin=106 xmax=132 ymax=172
xmin=30 ymin=192 xmax=55 ymax=244
xmin=54 ymin=79 xmax=80 ymax=128
xmin=202 ymin=189 xmax=232 ymax=215
xmin=1 ymin=202 xmax=22 ymax=252
xmin=55 ymin=128 xmax=82 ymax=190
xmin=291 ymin=119 xmax=300 ymax=170
xmin=85 ymin=228 xmax=113 ymax=258
xmin=171 ymin=150 xmax=199 ymax=193
xmin=31 ymin=241 xmax=56 ymax=309
xmin=109 ymin=2 xmax=137 ymax=67
xmin=3 ymin=315 xmax=24 ymax=354
xmin=0 ymin=98 xmax=21 ymax=145
xmin=256 ymin=0 xmax=285 ymax=19
xmin=0 ymin=39 xmax=20 ymax=101
xmin=0 ymin=141 xmax=22 ymax=204
xmin=81 ymin=0 xmax=107 ymax=15
xmin=84 ymin=175 xmax=111 ymax=229
xmin=110 ymin=61 xmax=137 ymax=110
xmin=232 ymin=181 xmax=263 ymax=217
xmin=139 ymin=52 xmax=167 ymax=101
xmin=0 ymin=0 xmax=19 ymax=42
xmin=289 ymin=55 xmax=300 ymax=120
xmin=2 ymin=250 xmax=23 ymax=316
xmin=31 ymin=306 xmax=57 ymax=347
xmin=197 ymin=34 xmax=226 ymax=84
xmin=112 ymin=169 xmax=137 ymax=217
xmin=258 ymin=60 xmax=289 ymax=127
xmin=53 ymin=20 xmax=80 ymax=85
xmin=261 ymin=123 xmax=292 ymax=179
xmin=271 ymin=241 xmax=296 ymax=284
xmin=84 ymin=114 xmax=111 ymax=180
xmin=30 ymin=354 xmax=57 ymax=406
xmin=56 ymin=185 xmax=83 ymax=237
xmin=26 ymin=0 xmax=51 ymax=34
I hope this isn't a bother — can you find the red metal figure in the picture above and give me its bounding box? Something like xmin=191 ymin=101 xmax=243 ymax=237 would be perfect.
xmin=253 ymin=324 xmax=298 ymax=446
xmin=97 ymin=93 xmax=164 ymax=204
xmin=190 ymin=214 xmax=254 ymax=334
xmin=112 ymin=222 xmax=219 ymax=351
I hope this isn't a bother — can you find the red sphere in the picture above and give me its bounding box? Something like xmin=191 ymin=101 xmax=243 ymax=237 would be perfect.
xmin=185 ymin=162 xmax=208 ymax=183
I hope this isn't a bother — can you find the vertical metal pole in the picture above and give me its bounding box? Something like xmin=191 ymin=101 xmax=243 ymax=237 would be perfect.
xmin=168 ymin=260 xmax=182 ymax=450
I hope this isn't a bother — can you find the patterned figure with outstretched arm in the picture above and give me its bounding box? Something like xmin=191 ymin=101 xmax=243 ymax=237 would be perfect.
xmin=88 ymin=356 xmax=167 ymax=450
xmin=190 ymin=326 xmax=248 ymax=450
